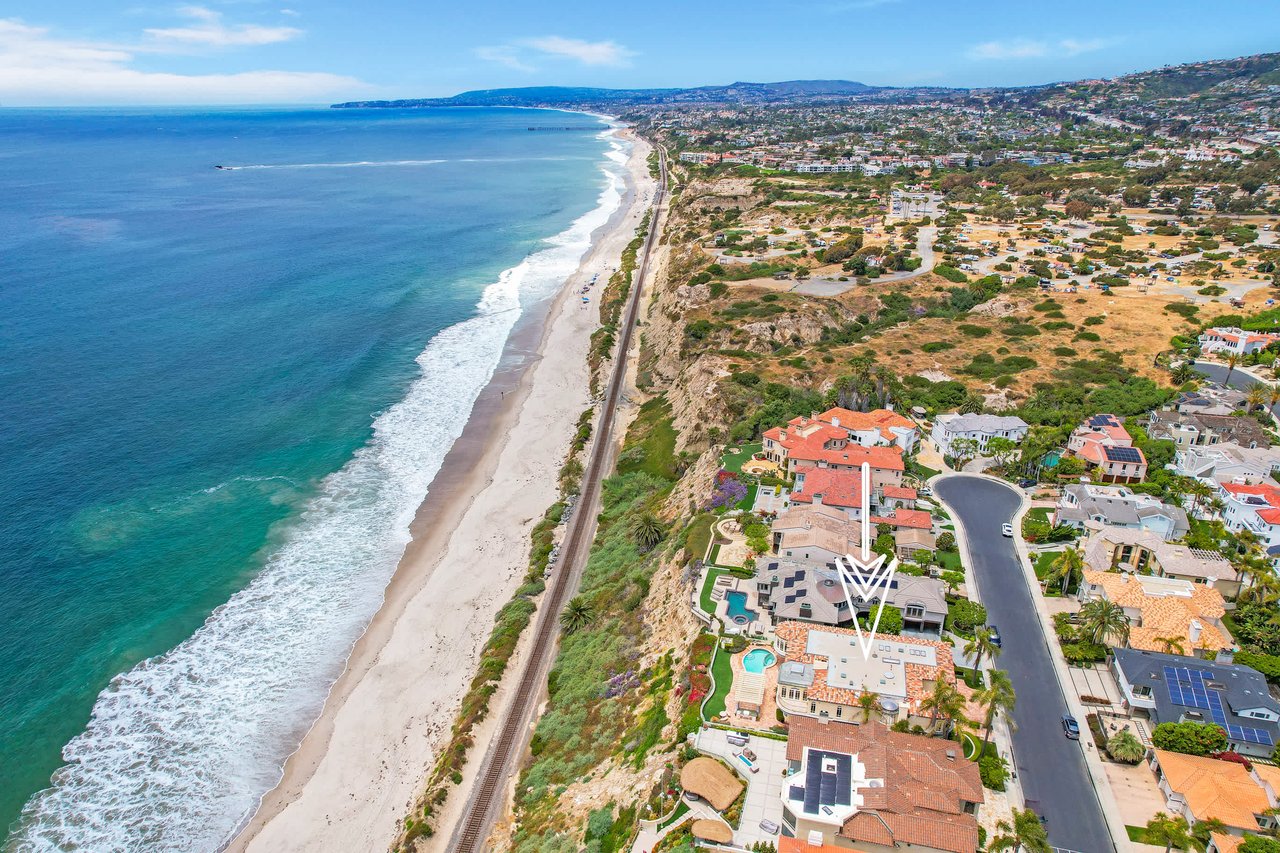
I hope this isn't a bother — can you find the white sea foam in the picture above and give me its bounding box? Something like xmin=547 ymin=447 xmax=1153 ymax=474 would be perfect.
xmin=8 ymin=128 xmax=629 ymax=853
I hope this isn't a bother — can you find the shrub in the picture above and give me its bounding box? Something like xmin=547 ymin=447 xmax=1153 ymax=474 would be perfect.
xmin=922 ymin=341 xmax=955 ymax=353
xmin=979 ymin=753 xmax=1007 ymax=790
xmin=1051 ymin=346 xmax=1078 ymax=357
xmin=936 ymin=532 xmax=956 ymax=551
xmin=948 ymin=599 xmax=987 ymax=635
xmin=1107 ymin=730 xmax=1145 ymax=764
xmin=935 ymin=264 xmax=969 ymax=283
xmin=1083 ymin=315 xmax=1105 ymax=326
xmin=1234 ymin=650 xmax=1280 ymax=682
xmin=1074 ymin=331 xmax=1102 ymax=342
xmin=1151 ymin=721 xmax=1228 ymax=756
xmin=958 ymin=324 xmax=991 ymax=338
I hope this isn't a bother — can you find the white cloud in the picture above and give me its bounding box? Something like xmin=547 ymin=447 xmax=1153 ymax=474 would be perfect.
xmin=0 ymin=18 xmax=370 ymax=105
xmin=475 ymin=34 xmax=636 ymax=72
xmin=144 ymin=5 xmax=301 ymax=48
xmin=966 ymin=36 xmax=1116 ymax=61
xmin=522 ymin=36 xmax=635 ymax=67
xmin=474 ymin=45 xmax=535 ymax=73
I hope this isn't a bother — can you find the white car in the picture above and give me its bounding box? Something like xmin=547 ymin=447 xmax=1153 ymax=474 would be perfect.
xmin=1001 ymin=523 xmax=1014 ymax=538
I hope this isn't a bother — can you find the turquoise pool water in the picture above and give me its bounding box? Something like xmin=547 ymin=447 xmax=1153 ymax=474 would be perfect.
xmin=726 ymin=591 xmax=757 ymax=625
xmin=742 ymin=648 xmax=776 ymax=673
xmin=1043 ymin=450 xmax=1062 ymax=468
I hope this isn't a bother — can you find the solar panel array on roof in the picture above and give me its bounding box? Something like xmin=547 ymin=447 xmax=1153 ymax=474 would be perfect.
xmin=1164 ymin=666 xmax=1274 ymax=746
xmin=1104 ymin=446 xmax=1144 ymax=463
xmin=802 ymin=750 xmax=852 ymax=814
xmin=1089 ymin=414 xmax=1120 ymax=428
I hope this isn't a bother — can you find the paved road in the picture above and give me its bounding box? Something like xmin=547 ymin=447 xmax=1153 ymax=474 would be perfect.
xmin=934 ymin=476 xmax=1115 ymax=853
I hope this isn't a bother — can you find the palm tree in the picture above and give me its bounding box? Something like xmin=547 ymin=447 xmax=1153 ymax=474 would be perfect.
xmin=965 ymin=628 xmax=1001 ymax=673
xmin=1079 ymin=598 xmax=1131 ymax=646
xmin=1187 ymin=479 xmax=1214 ymax=517
xmin=1226 ymin=353 xmax=1240 ymax=385
xmin=1144 ymin=812 xmax=1192 ymax=853
xmin=919 ymin=679 xmax=969 ymax=735
xmin=1171 ymin=361 xmax=1195 ymax=385
xmin=1269 ymin=385 xmax=1280 ymax=416
xmin=1047 ymin=547 xmax=1085 ymax=595
xmin=990 ymin=808 xmax=1051 ymax=853
xmin=857 ymin=689 xmax=879 ymax=724
xmin=1154 ymin=636 xmax=1186 ymax=655
xmin=975 ymin=669 xmax=1016 ymax=753
xmin=629 ymin=513 xmax=666 ymax=553
xmin=559 ymin=597 xmax=595 ymax=634
xmin=1106 ymin=730 xmax=1146 ymax=764
xmin=1248 ymin=383 xmax=1270 ymax=413
xmin=1190 ymin=817 xmax=1228 ymax=851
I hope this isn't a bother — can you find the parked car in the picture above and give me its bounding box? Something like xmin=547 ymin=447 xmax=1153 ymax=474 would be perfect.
xmin=1017 ymin=479 xmax=1036 ymax=489
xmin=1062 ymin=714 xmax=1080 ymax=739
xmin=987 ymin=625 xmax=1002 ymax=647
xmin=1001 ymin=522 xmax=1014 ymax=537
xmin=759 ymin=819 xmax=780 ymax=835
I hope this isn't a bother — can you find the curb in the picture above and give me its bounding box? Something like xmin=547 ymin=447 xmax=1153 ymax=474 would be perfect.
xmin=931 ymin=472 xmax=1131 ymax=853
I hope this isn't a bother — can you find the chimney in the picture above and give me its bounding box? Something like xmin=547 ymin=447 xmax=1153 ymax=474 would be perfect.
xmin=1189 ymin=620 xmax=1203 ymax=645
xmin=1217 ymin=647 xmax=1236 ymax=665
xmin=813 ymin=493 xmax=823 ymax=506
xmin=807 ymin=830 xmax=826 ymax=847
xmin=811 ymin=410 xmax=820 ymax=421
xmin=832 ymin=416 xmax=841 ymax=428
xmin=780 ymin=428 xmax=787 ymax=441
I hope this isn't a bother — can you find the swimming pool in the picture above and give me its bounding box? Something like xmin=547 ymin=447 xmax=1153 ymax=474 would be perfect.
xmin=725 ymin=591 xmax=757 ymax=625
xmin=742 ymin=648 xmax=776 ymax=673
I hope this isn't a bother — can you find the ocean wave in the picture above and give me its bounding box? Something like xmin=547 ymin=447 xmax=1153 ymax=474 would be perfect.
xmin=7 ymin=128 xmax=629 ymax=853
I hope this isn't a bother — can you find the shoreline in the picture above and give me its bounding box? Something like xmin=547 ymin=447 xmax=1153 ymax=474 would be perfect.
xmin=227 ymin=127 xmax=654 ymax=853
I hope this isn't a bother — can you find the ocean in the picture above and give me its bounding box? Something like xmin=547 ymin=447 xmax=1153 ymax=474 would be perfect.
xmin=0 ymin=106 xmax=624 ymax=850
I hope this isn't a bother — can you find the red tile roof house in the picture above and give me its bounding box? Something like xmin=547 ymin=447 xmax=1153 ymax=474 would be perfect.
xmin=789 ymin=467 xmax=925 ymax=526
xmin=1198 ymin=327 xmax=1280 ymax=356
xmin=780 ymin=717 xmax=984 ymax=853
xmin=763 ymin=416 xmax=907 ymax=489
xmin=1067 ymin=413 xmax=1148 ymax=483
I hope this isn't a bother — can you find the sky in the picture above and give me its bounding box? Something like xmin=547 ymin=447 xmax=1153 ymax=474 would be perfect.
xmin=2 ymin=0 xmax=1280 ymax=106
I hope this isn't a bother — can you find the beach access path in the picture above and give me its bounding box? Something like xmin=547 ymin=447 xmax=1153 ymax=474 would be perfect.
xmin=227 ymin=131 xmax=657 ymax=853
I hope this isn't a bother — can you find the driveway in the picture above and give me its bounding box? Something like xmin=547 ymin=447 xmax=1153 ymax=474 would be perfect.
xmin=933 ymin=476 xmax=1116 ymax=853
xmin=694 ymin=727 xmax=787 ymax=847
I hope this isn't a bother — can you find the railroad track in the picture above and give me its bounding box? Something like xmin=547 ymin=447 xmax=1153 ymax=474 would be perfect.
xmin=445 ymin=144 xmax=668 ymax=853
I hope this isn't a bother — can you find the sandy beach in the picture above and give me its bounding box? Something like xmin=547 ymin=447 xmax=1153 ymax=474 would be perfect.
xmin=225 ymin=129 xmax=654 ymax=853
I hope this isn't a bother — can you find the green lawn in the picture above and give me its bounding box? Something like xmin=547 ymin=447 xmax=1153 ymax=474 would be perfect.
xmin=1027 ymin=507 xmax=1050 ymax=523
xmin=735 ymin=483 xmax=758 ymax=512
xmin=720 ymin=443 xmax=762 ymax=475
xmin=685 ymin=513 xmax=716 ymax=562
xmin=956 ymin=666 xmax=985 ymax=690
xmin=910 ymin=460 xmax=940 ymax=480
xmin=703 ymin=644 xmax=734 ymax=720
xmin=699 ymin=568 xmax=728 ymax=614
xmin=1034 ymin=550 xmax=1063 ymax=580
xmin=936 ymin=550 xmax=962 ymax=573
xmin=657 ymin=800 xmax=690 ymax=832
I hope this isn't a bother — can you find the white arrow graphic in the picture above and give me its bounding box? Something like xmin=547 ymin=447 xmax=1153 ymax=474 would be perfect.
xmin=833 ymin=461 xmax=900 ymax=660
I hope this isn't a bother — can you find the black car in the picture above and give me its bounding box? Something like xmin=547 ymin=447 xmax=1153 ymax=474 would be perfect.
xmin=1018 ymin=478 xmax=1037 ymax=488
xmin=987 ymin=625 xmax=1001 ymax=647
xmin=1062 ymin=714 xmax=1080 ymax=739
